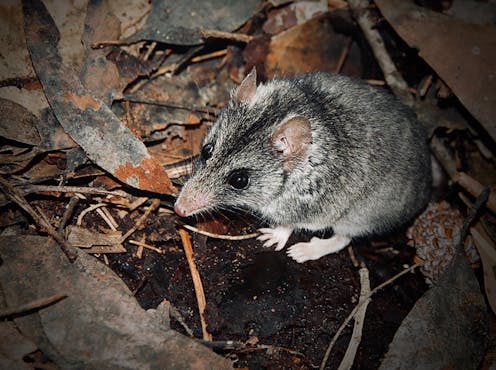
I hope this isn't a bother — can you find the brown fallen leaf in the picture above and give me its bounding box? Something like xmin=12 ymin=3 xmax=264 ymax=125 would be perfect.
xmin=375 ymin=0 xmax=496 ymax=141
xmin=65 ymin=225 xmax=126 ymax=254
xmin=0 ymin=98 xmax=41 ymax=146
xmin=22 ymin=0 xmax=176 ymax=195
xmin=0 ymin=235 xmax=231 ymax=369
xmin=265 ymin=14 xmax=360 ymax=78
xmin=0 ymin=321 xmax=37 ymax=370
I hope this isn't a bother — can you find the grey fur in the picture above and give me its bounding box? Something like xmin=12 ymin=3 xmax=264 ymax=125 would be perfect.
xmin=176 ymin=72 xmax=431 ymax=240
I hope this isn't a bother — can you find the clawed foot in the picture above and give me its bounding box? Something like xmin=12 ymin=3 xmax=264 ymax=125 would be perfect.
xmin=287 ymin=235 xmax=351 ymax=263
xmin=257 ymin=226 xmax=293 ymax=251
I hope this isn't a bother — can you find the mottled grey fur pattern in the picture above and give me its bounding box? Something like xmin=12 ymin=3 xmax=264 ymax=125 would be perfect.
xmin=178 ymin=72 xmax=431 ymax=240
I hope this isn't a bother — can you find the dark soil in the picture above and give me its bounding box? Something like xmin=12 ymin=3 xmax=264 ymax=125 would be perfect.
xmin=101 ymin=211 xmax=427 ymax=369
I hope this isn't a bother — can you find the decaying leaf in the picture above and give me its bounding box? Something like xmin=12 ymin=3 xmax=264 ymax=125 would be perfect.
xmin=66 ymin=225 xmax=126 ymax=253
xmin=0 ymin=321 xmax=37 ymax=370
xmin=0 ymin=235 xmax=232 ymax=369
xmin=0 ymin=98 xmax=41 ymax=146
xmin=375 ymin=0 xmax=496 ymax=141
xmin=265 ymin=14 xmax=360 ymax=78
xmin=263 ymin=1 xmax=328 ymax=35
xmin=23 ymin=0 xmax=176 ymax=195
xmin=123 ymin=0 xmax=259 ymax=45
xmin=79 ymin=0 xmax=123 ymax=105
xmin=379 ymin=253 xmax=488 ymax=370
xmin=0 ymin=99 xmax=42 ymax=174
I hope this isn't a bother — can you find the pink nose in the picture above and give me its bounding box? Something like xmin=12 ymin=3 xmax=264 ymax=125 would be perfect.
xmin=174 ymin=203 xmax=187 ymax=217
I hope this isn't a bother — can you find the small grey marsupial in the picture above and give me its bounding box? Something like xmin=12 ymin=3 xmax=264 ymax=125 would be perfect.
xmin=174 ymin=68 xmax=432 ymax=263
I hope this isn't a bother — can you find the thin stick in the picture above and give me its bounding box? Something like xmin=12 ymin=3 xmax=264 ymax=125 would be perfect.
xmin=199 ymin=29 xmax=253 ymax=43
xmin=191 ymin=49 xmax=228 ymax=63
xmin=335 ymin=37 xmax=353 ymax=74
xmin=347 ymin=245 xmax=360 ymax=267
xmin=143 ymin=41 xmax=157 ymax=61
xmin=129 ymin=240 xmax=163 ymax=254
xmin=76 ymin=203 xmax=107 ymax=225
xmin=99 ymin=206 xmax=119 ymax=230
xmin=128 ymin=197 xmax=149 ymax=212
xmin=120 ymin=198 xmax=161 ymax=243
xmin=57 ymin=196 xmax=80 ymax=234
xmin=337 ymin=267 xmax=371 ymax=370
xmin=454 ymin=172 xmax=496 ymax=213
xmin=348 ymin=0 xmax=413 ymax=105
xmin=121 ymin=96 xmax=219 ymax=115
xmin=182 ymin=224 xmax=259 ymax=240
xmin=460 ymin=187 xmax=490 ymax=244
xmin=365 ymin=79 xmax=386 ymax=86
xmin=178 ymin=227 xmax=212 ymax=341
xmin=199 ymin=340 xmax=308 ymax=360
xmin=0 ymin=176 xmax=77 ymax=262
xmin=320 ymin=263 xmax=422 ymax=369
xmin=135 ymin=234 xmax=146 ymax=259
xmin=19 ymin=184 xmax=122 ymax=197
xmin=430 ymin=136 xmax=457 ymax=178
xmin=0 ymin=292 xmax=67 ymax=318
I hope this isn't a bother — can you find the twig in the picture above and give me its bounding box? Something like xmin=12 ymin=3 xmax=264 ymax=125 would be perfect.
xmin=430 ymin=136 xmax=457 ymax=178
xmin=347 ymin=0 xmax=413 ymax=105
xmin=121 ymin=96 xmax=219 ymax=115
xmin=18 ymin=184 xmax=122 ymax=197
xmin=178 ymin=228 xmax=212 ymax=341
xmin=57 ymin=196 xmax=80 ymax=234
xmin=454 ymin=172 xmax=496 ymax=213
xmin=191 ymin=49 xmax=228 ymax=63
xmin=129 ymin=239 xmax=163 ymax=254
xmin=347 ymin=245 xmax=360 ymax=267
xmin=320 ymin=263 xmax=422 ymax=369
xmin=76 ymin=203 xmax=107 ymax=225
xmin=460 ymin=187 xmax=490 ymax=245
xmin=337 ymin=267 xmax=371 ymax=370
xmin=135 ymin=235 xmax=146 ymax=259
xmin=199 ymin=29 xmax=253 ymax=43
xmin=120 ymin=198 xmax=161 ymax=243
xmin=128 ymin=197 xmax=149 ymax=212
xmin=198 ymin=339 xmax=308 ymax=359
xmin=335 ymin=37 xmax=353 ymax=74
xmin=0 ymin=292 xmax=67 ymax=318
xmin=129 ymin=45 xmax=202 ymax=94
xmin=0 ymin=176 xmax=77 ymax=262
xmin=182 ymin=224 xmax=259 ymax=240
xmin=366 ymin=79 xmax=386 ymax=86
xmin=143 ymin=41 xmax=157 ymax=61
xmin=417 ymin=75 xmax=433 ymax=98
xmin=100 ymin=206 xmax=119 ymax=230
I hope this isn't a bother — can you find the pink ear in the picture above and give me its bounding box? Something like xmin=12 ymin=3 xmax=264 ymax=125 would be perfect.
xmin=272 ymin=116 xmax=312 ymax=169
xmin=234 ymin=67 xmax=257 ymax=103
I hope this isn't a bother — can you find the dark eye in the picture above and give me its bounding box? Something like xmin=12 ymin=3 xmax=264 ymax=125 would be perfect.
xmin=227 ymin=169 xmax=250 ymax=190
xmin=201 ymin=143 xmax=214 ymax=161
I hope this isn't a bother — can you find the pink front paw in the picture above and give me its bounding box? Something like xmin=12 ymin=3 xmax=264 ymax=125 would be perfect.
xmin=287 ymin=235 xmax=351 ymax=263
xmin=257 ymin=226 xmax=293 ymax=251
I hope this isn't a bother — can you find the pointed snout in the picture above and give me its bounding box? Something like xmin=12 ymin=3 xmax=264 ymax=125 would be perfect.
xmin=174 ymin=186 xmax=214 ymax=217
xmin=174 ymin=201 xmax=189 ymax=217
